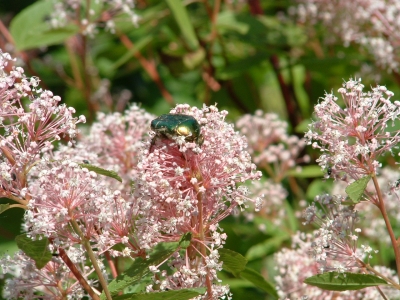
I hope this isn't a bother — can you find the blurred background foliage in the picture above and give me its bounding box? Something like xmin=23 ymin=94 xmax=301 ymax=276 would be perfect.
xmin=1 ymin=0 xmax=399 ymax=299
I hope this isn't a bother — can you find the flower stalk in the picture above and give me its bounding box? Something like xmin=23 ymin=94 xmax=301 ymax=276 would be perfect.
xmin=70 ymin=218 xmax=112 ymax=300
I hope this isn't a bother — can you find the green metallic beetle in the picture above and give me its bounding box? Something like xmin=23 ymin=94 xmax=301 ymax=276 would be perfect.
xmin=151 ymin=114 xmax=204 ymax=145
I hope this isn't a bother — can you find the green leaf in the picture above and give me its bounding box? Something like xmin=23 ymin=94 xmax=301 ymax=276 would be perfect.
xmin=113 ymin=288 xmax=206 ymax=300
xmin=240 ymin=267 xmax=278 ymax=299
xmin=79 ymin=164 xmax=122 ymax=182
xmin=0 ymin=203 xmax=11 ymax=214
xmin=111 ymin=35 xmax=153 ymax=70
xmin=216 ymin=52 xmax=270 ymax=80
xmin=286 ymin=165 xmax=324 ymax=178
xmin=304 ymin=272 xmax=388 ymax=291
xmin=219 ymin=248 xmax=247 ymax=277
xmin=166 ymin=0 xmax=199 ymax=50
xmin=345 ymin=176 xmax=371 ymax=204
xmin=306 ymin=179 xmax=334 ymax=202
xmin=284 ymin=199 xmax=298 ymax=232
xmin=216 ymin=11 xmax=250 ymax=34
xmin=245 ymin=235 xmax=289 ymax=261
xmin=10 ymin=1 xmax=79 ymax=50
xmin=15 ymin=234 xmax=52 ymax=269
xmin=183 ymin=48 xmax=206 ymax=70
xmin=178 ymin=232 xmax=192 ymax=249
xmin=103 ymin=249 xmax=176 ymax=299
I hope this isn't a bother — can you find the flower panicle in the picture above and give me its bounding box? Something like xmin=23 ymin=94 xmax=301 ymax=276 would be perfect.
xmin=305 ymin=78 xmax=400 ymax=179
xmin=0 ymin=50 xmax=85 ymax=201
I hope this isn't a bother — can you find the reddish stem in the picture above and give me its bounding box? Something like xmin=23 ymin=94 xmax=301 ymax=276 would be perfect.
xmin=119 ymin=33 xmax=174 ymax=105
xmin=58 ymin=248 xmax=100 ymax=300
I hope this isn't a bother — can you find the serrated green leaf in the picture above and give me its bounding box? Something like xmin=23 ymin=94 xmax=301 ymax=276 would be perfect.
xmin=0 ymin=203 xmax=11 ymax=214
xmin=79 ymin=164 xmax=122 ymax=182
xmin=103 ymin=249 xmax=176 ymax=299
xmin=166 ymin=0 xmax=199 ymax=50
xmin=178 ymin=232 xmax=192 ymax=249
xmin=287 ymin=165 xmax=324 ymax=178
xmin=219 ymin=248 xmax=247 ymax=277
xmin=345 ymin=176 xmax=371 ymax=204
xmin=240 ymin=267 xmax=278 ymax=298
xmin=10 ymin=1 xmax=79 ymax=50
xmin=15 ymin=234 xmax=52 ymax=269
xmin=113 ymin=288 xmax=206 ymax=300
xmin=304 ymin=272 xmax=387 ymax=291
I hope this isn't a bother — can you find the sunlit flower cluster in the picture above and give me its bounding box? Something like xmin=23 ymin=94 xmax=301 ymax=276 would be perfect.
xmin=54 ymin=104 xmax=154 ymax=194
xmin=24 ymin=160 xmax=137 ymax=255
xmin=305 ymin=78 xmax=400 ymax=179
xmin=0 ymin=49 xmax=264 ymax=299
xmin=292 ymin=0 xmax=400 ymax=72
xmin=134 ymin=104 xmax=261 ymax=298
xmin=135 ymin=104 xmax=262 ymax=248
xmin=0 ymin=50 xmax=85 ymax=201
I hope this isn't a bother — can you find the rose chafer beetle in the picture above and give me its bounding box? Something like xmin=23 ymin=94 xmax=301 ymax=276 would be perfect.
xmin=151 ymin=114 xmax=203 ymax=145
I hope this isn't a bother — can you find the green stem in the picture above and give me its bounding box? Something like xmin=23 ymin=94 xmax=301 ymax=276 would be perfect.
xmin=357 ymin=258 xmax=400 ymax=289
xmin=58 ymin=248 xmax=100 ymax=300
xmin=70 ymin=218 xmax=112 ymax=300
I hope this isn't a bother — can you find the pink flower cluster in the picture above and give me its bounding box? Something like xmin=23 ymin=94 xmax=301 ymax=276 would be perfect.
xmin=236 ymin=110 xmax=308 ymax=172
xmin=0 ymin=50 xmax=85 ymax=202
xmin=305 ymin=78 xmax=400 ymax=180
xmin=54 ymin=104 xmax=154 ymax=194
xmin=275 ymin=231 xmax=399 ymax=299
xmin=1 ymin=249 xmax=91 ymax=299
xmin=135 ymin=104 xmax=262 ymax=248
xmin=236 ymin=110 xmax=308 ymax=228
xmin=293 ymin=0 xmax=400 ymax=71
xmin=0 ymin=49 xmax=263 ymax=299
xmin=134 ymin=104 xmax=261 ymax=298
